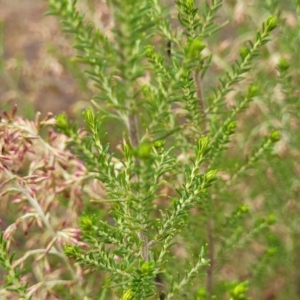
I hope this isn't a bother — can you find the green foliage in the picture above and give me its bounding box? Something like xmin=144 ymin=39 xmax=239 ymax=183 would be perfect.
xmin=2 ymin=0 xmax=300 ymax=299
xmin=38 ymin=0 xmax=283 ymax=298
xmin=228 ymin=281 xmax=250 ymax=300
xmin=0 ymin=233 xmax=30 ymax=299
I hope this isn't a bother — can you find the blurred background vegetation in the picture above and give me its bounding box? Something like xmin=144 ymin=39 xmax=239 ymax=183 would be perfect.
xmin=1 ymin=0 xmax=300 ymax=299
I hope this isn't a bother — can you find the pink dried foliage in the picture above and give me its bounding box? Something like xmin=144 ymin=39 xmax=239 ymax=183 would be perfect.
xmin=0 ymin=105 xmax=99 ymax=297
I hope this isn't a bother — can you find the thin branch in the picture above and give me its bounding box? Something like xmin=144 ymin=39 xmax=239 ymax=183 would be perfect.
xmin=206 ymin=218 xmax=214 ymax=300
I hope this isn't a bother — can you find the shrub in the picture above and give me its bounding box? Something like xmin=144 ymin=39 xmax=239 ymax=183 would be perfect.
xmin=1 ymin=0 xmax=300 ymax=299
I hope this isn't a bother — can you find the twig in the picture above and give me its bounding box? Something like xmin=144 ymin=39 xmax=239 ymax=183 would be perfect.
xmin=207 ymin=218 xmax=214 ymax=299
xmin=128 ymin=112 xmax=150 ymax=262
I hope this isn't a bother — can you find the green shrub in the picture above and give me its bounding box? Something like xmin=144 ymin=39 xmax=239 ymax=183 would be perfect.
xmin=1 ymin=0 xmax=300 ymax=299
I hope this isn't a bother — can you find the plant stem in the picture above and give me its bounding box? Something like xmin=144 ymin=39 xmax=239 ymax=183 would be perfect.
xmin=128 ymin=111 xmax=150 ymax=262
xmin=207 ymin=218 xmax=214 ymax=299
